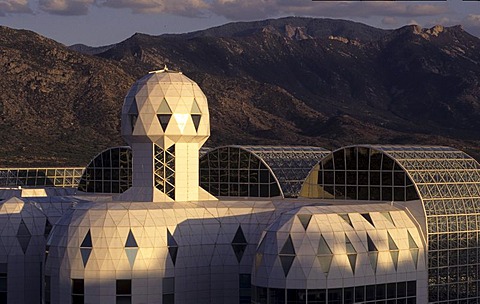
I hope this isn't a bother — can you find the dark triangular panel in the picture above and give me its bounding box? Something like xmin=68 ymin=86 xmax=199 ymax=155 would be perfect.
xmin=191 ymin=114 xmax=201 ymax=132
xmin=232 ymin=226 xmax=247 ymax=244
xmin=80 ymin=248 xmax=91 ymax=267
xmin=297 ymin=214 xmax=312 ymax=231
xmin=366 ymin=234 xmax=377 ymax=252
xmin=280 ymin=255 xmax=295 ymax=277
xmin=44 ymin=219 xmax=53 ymax=239
xmin=167 ymin=229 xmax=178 ymax=247
xmin=168 ymin=247 xmax=178 ymax=266
xmin=81 ymin=230 xmax=92 ymax=248
xmin=157 ymin=114 xmax=172 ymax=131
xmin=17 ymin=220 xmax=31 ymax=254
xmin=125 ymin=230 xmax=138 ymax=248
xmin=361 ymin=213 xmax=375 ymax=227
xmin=17 ymin=219 xmax=31 ymax=237
xmin=17 ymin=236 xmax=30 ymax=254
xmin=232 ymin=244 xmax=247 ymax=263
xmin=280 ymin=235 xmax=295 ymax=255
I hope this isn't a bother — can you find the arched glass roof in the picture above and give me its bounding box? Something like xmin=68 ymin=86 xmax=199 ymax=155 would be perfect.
xmin=301 ymin=145 xmax=480 ymax=303
xmin=199 ymin=145 xmax=329 ymax=198
xmin=77 ymin=147 xmax=132 ymax=193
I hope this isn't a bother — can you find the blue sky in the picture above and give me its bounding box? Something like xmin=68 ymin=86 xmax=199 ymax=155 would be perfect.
xmin=1 ymin=0 xmax=480 ymax=46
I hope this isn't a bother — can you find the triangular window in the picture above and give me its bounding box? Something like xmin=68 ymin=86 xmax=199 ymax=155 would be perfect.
xmin=191 ymin=99 xmax=202 ymax=114
xmin=167 ymin=229 xmax=178 ymax=265
xmin=345 ymin=234 xmax=357 ymax=274
xmin=366 ymin=234 xmax=377 ymax=252
xmin=232 ymin=226 xmax=248 ymax=263
xmin=381 ymin=212 xmax=395 ymax=226
xmin=339 ymin=214 xmax=353 ymax=227
xmin=44 ymin=219 xmax=53 ymax=239
xmin=317 ymin=235 xmax=333 ymax=274
xmin=80 ymin=230 xmax=92 ymax=267
xmin=81 ymin=230 xmax=92 ymax=248
xmin=191 ymin=114 xmax=201 ymax=132
xmin=157 ymin=115 xmax=172 ymax=132
xmin=17 ymin=219 xmax=31 ymax=254
xmin=158 ymin=98 xmax=172 ymax=114
xmin=125 ymin=230 xmax=138 ymax=248
xmin=297 ymin=214 xmax=312 ymax=231
xmin=279 ymin=235 xmax=296 ymax=277
xmin=157 ymin=98 xmax=173 ymax=132
xmin=361 ymin=213 xmax=375 ymax=227
xmin=388 ymin=232 xmax=399 ymax=270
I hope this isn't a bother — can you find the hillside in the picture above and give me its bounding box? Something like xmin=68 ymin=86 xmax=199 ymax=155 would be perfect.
xmin=1 ymin=17 xmax=480 ymax=166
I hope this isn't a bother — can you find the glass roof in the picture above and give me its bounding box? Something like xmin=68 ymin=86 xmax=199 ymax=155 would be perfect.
xmin=200 ymin=145 xmax=329 ymax=198
xmin=77 ymin=147 xmax=132 ymax=194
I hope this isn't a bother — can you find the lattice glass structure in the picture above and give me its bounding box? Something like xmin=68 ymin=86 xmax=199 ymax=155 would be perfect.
xmin=304 ymin=145 xmax=480 ymax=303
xmin=0 ymin=168 xmax=83 ymax=188
xmin=77 ymin=147 xmax=132 ymax=193
xmin=308 ymin=146 xmax=420 ymax=201
xmin=199 ymin=146 xmax=329 ymax=198
xmin=154 ymin=144 xmax=175 ymax=200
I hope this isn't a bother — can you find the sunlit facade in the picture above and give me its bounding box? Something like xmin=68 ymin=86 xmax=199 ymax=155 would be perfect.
xmin=0 ymin=69 xmax=479 ymax=304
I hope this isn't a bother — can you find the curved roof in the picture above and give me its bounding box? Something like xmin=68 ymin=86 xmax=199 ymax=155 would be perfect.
xmin=253 ymin=204 xmax=424 ymax=288
xmin=199 ymin=145 xmax=329 ymax=198
xmin=300 ymin=144 xmax=480 ymax=303
xmin=77 ymin=146 xmax=132 ymax=194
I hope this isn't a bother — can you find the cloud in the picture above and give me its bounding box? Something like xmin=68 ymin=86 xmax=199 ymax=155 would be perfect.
xmin=462 ymin=14 xmax=480 ymax=38
xmin=208 ymin=0 xmax=452 ymax=20
xmin=38 ymin=0 xmax=95 ymax=15
xmin=381 ymin=17 xmax=397 ymax=26
xmin=0 ymin=0 xmax=31 ymax=15
xmin=100 ymin=0 xmax=209 ymax=17
xmin=465 ymin=14 xmax=480 ymax=26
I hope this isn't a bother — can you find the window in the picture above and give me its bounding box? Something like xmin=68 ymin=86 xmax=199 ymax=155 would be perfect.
xmin=162 ymin=277 xmax=174 ymax=304
xmin=252 ymin=281 xmax=416 ymax=303
xmin=45 ymin=276 xmax=51 ymax=304
xmin=116 ymin=279 xmax=131 ymax=304
xmin=239 ymin=274 xmax=251 ymax=304
xmin=0 ymin=264 xmax=6 ymax=304
xmin=71 ymin=279 xmax=84 ymax=304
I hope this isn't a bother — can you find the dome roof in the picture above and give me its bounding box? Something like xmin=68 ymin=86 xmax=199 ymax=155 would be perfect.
xmin=121 ymin=67 xmax=210 ymax=148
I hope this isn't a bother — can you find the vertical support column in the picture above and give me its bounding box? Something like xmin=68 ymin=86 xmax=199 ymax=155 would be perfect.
xmin=174 ymin=142 xmax=200 ymax=201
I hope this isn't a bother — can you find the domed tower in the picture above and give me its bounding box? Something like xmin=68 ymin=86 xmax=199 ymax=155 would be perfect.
xmin=119 ymin=67 xmax=216 ymax=202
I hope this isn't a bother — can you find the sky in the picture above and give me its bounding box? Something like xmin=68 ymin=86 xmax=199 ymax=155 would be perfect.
xmin=0 ymin=0 xmax=480 ymax=46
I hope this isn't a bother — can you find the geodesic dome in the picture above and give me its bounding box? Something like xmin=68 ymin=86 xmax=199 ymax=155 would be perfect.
xmin=0 ymin=197 xmax=49 ymax=303
xmin=121 ymin=67 xmax=210 ymax=148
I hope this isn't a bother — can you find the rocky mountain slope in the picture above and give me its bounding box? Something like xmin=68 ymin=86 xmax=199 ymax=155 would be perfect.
xmin=1 ymin=17 xmax=480 ymax=166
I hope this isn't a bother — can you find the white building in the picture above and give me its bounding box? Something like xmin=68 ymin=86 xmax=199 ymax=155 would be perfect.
xmin=0 ymin=67 xmax=478 ymax=303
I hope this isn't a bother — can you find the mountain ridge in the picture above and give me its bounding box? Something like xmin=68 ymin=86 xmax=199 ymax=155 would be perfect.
xmin=1 ymin=17 xmax=480 ymax=166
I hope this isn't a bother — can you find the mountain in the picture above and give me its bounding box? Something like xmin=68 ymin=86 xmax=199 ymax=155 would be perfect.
xmin=0 ymin=26 xmax=134 ymax=166
xmin=1 ymin=17 xmax=480 ymax=166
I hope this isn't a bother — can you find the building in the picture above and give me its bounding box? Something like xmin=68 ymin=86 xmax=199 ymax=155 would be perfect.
xmin=0 ymin=67 xmax=479 ymax=303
